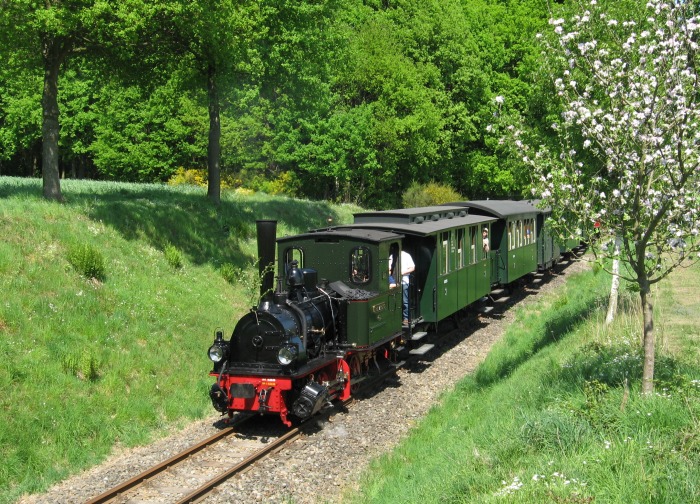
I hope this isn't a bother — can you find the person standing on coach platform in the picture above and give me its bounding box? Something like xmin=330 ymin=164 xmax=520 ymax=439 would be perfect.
xmin=390 ymin=246 xmax=414 ymax=326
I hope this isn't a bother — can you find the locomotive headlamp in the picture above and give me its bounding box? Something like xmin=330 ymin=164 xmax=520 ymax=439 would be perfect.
xmin=208 ymin=329 xmax=228 ymax=363
xmin=277 ymin=344 xmax=298 ymax=366
xmin=208 ymin=345 xmax=225 ymax=363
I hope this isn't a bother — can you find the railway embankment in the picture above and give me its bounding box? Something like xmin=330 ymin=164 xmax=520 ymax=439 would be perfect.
xmin=5 ymin=177 xmax=698 ymax=504
xmin=342 ymin=260 xmax=700 ymax=503
xmin=1 ymin=177 xmax=360 ymax=504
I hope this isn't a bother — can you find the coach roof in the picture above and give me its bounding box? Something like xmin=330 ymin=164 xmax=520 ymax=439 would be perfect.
xmin=345 ymin=214 xmax=496 ymax=237
xmin=446 ymin=200 xmax=541 ymax=219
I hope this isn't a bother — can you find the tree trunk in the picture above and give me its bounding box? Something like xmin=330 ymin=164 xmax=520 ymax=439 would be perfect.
xmin=207 ymin=63 xmax=221 ymax=206
xmin=605 ymin=236 xmax=621 ymax=324
xmin=640 ymin=278 xmax=655 ymax=395
xmin=41 ymin=37 xmax=64 ymax=202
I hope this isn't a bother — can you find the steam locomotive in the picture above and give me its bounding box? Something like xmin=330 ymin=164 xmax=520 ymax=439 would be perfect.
xmin=207 ymin=201 xmax=581 ymax=426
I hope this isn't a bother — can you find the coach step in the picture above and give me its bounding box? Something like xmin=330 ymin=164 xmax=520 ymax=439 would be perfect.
xmin=410 ymin=331 xmax=428 ymax=342
xmin=409 ymin=343 xmax=435 ymax=356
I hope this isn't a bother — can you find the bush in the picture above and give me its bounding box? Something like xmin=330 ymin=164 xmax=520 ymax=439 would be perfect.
xmin=62 ymin=350 xmax=101 ymax=382
xmin=67 ymin=243 xmax=106 ymax=281
xmin=164 ymin=243 xmax=183 ymax=269
xmin=249 ymin=170 xmax=301 ymax=197
xmin=402 ymin=181 xmax=463 ymax=208
xmin=167 ymin=167 xmax=242 ymax=189
xmin=219 ymin=262 xmax=241 ymax=284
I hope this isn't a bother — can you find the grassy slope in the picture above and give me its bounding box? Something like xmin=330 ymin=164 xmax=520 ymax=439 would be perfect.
xmin=344 ymin=262 xmax=700 ymax=503
xmin=0 ymin=177 xmax=361 ymax=503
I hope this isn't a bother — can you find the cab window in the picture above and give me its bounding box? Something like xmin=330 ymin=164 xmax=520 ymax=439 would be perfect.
xmin=350 ymin=247 xmax=371 ymax=284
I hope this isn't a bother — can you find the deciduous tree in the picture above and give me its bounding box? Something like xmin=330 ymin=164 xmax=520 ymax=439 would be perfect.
xmin=511 ymin=0 xmax=700 ymax=394
xmin=0 ymin=0 xmax=156 ymax=198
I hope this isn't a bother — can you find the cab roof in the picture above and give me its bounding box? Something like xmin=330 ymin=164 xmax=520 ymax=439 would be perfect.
xmin=277 ymin=227 xmax=401 ymax=245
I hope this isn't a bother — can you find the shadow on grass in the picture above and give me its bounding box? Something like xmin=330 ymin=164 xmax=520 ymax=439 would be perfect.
xmin=91 ymin=190 xmax=345 ymax=269
xmin=471 ymin=291 xmax=608 ymax=390
xmin=555 ymin=342 xmax=686 ymax=392
xmin=1 ymin=179 xmax=348 ymax=271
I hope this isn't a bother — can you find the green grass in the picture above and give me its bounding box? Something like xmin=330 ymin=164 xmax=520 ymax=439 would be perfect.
xmin=0 ymin=176 xmax=362 ymax=503
xmin=343 ymin=261 xmax=700 ymax=503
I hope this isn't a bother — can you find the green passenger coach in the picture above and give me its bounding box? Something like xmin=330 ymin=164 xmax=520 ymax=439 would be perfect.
xmin=352 ymin=206 xmax=497 ymax=325
xmin=447 ymin=201 xmax=540 ymax=285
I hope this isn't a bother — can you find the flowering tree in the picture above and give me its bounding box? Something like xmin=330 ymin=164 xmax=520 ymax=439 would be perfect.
xmin=512 ymin=0 xmax=700 ymax=394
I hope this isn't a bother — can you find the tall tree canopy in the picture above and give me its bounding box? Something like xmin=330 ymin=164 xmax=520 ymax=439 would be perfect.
xmin=0 ymin=0 xmax=165 ymax=199
xmin=0 ymin=0 xmax=555 ymax=208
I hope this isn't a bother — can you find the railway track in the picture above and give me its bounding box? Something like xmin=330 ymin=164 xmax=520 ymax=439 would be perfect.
xmin=86 ymin=401 xmax=352 ymax=504
xmin=85 ymin=262 xmax=576 ymax=504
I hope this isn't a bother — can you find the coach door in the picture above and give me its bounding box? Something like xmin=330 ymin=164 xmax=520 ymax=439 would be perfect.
xmin=438 ymin=230 xmax=459 ymax=319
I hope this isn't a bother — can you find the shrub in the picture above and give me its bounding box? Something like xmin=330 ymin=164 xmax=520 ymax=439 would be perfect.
xmin=164 ymin=243 xmax=183 ymax=269
xmin=67 ymin=243 xmax=106 ymax=281
xmin=220 ymin=262 xmax=240 ymax=284
xmin=402 ymin=181 xmax=463 ymax=208
xmin=249 ymin=170 xmax=301 ymax=197
xmin=62 ymin=350 xmax=100 ymax=381
xmin=167 ymin=167 xmax=242 ymax=189
xmin=167 ymin=167 xmax=207 ymax=187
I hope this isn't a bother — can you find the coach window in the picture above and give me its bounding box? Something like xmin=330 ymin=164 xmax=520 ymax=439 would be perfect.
xmin=457 ymin=229 xmax=465 ymax=268
xmin=508 ymin=222 xmax=513 ymax=251
xmin=284 ymin=247 xmax=304 ymax=271
xmin=523 ymin=220 xmax=529 ymax=244
xmin=470 ymin=227 xmax=477 ymax=264
xmin=350 ymin=246 xmax=371 ymax=284
xmin=441 ymin=232 xmax=449 ymax=275
xmin=516 ymin=220 xmax=522 ymax=247
xmin=525 ymin=219 xmax=533 ymax=244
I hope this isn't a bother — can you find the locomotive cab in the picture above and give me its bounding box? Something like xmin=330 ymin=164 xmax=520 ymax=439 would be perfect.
xmin=277 ymin=228 xmax=405 ymax=347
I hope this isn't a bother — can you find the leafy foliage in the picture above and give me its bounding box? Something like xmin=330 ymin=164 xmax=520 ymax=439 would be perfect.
xmin=0 ymin=0 xmax=555 ymax=207
xmin=502 ymin=0 xmax=700 ymax=393
xmin=401 ymin=181 xmax=463 ymax=208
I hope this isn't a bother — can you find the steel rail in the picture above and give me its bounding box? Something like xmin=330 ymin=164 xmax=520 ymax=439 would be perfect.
xmin=174 ymin=398 xmax=353 ymax=504
xmin=85 ymin=416 xmax=249 ymax=504
xmin=174 ymin=426 xmax=303 ymax=504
